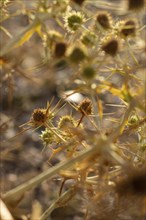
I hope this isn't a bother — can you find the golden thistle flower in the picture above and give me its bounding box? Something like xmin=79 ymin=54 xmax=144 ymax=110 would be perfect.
xmin=20 ymin=99 xmax=63 ymax=130
xmin=78 ymin=98 xmax=92 ymax=115
xmin=40 ymin=128 xmax=55 ymax=145
xmin=31 ymin=108 xmax=54 ymax=127
xmin=58 ymin=115 xmax=77 ymax=130
xmin=64 ymin=6 xmax=85 ymax=32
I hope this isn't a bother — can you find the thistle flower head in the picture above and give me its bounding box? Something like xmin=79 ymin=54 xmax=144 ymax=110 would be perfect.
xmin=31 ymin=108 xmax=54 ymax=127
xmin=40 ymin=128 xmax=55 ymax=145
xmin=78 ymin=98 xmax=92 ymax=115
xmin=32 ymin=109 xmax=47 ymax=125
xmin=67 ymin=44 xmax=87 ymax=63
xmin=64 ymin=6 xmax=85 ymax=32
xmin=81 ymin=64 xmax=96 ymax=80
xmin=120 ymin=19 xmax=136 ymax=38
xmin=58 ymin=115 xmax=77 ymax=130
xmin=101 ymin=37 xmax=119 ymax=56
xmin=96 ymin=12 xmax=112 ymax=30
xmin=81 ymin=31 xmax=96 ymax=47
xmin=54 ymin=42 xmax=67 ymax=58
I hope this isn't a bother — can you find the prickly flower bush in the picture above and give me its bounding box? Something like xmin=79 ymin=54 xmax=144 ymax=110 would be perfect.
xmin=0 ymin=0 xmax=146 ymax=220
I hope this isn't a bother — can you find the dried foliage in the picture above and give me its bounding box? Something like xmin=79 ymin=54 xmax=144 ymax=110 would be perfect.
xmin=0 ymin=0 xmax=146 ymax=220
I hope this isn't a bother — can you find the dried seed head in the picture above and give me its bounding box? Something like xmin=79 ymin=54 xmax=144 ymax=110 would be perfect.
xmin=58 ymin=115 xmax=77 ymax=130
xmin=120 ymin=20 xmax=136 ymax=37
xmin=81 ymin=32 xmax=96 ymax=47
xmin=64 ymin=7 xmax=85 ymax=32
xmin=82 ymin=65 xmax=96 ymax=80
xmin=78 ymin=98 xmax=92 ymax=115
xmin=40 ymin=128 xmax=54 ymax=145
xmin=128 ymin=0 xmax=145 ymax=10
xmin=67 ymin=14 xmax=83 ymax=31
xmin=71 ymin=0 xmax=85 ymax=5
xmin=54 ymin=42 xmax=67 ymax=57
xmin=68 ymin=46 xmax=87 ymax=63
xmin=102 ymin=38 xmax=119 ymax=56
xmin=96 ymin=12 xmax=112 ymax=29
xmin=32 ymin=109 xmax=47 ymax=124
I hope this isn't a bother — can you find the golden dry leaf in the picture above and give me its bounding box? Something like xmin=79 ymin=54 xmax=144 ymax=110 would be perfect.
xmin=16 ymin=24 xmax=41 ymax=47
xmin=0 ymin=20 xmax=40 ymax=56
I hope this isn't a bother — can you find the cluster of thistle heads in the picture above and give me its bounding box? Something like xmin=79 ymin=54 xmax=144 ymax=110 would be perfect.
xmin=21 ymin=0 xmax=145 ymax=160
xmin=1 ymin=0 xmax=145 ymax=219
xmin=27 ymin=98 xmax=92 ymax=159
xmin=37 ymin=0 xmax=145 ymax=85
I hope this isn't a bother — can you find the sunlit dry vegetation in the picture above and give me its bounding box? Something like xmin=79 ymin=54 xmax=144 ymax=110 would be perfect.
xmin=0 ymin=0 xmax=146 ymax=219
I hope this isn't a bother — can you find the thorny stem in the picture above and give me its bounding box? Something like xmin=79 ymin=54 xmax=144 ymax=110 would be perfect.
xmin=90 ymin=94 xmax=101 ymax=130
xmin=126 ymin=40 xmax=139 ymax=66
xmin=59 ymin=178 xmax=67 ymax=196
xmin=109 ymin=99 xmax=136 ymax=141
xmin=2 ymin=135 xmax=124 ymax=203
xmin=2 ymin=100 xmax=135 ymax=204
xmin=40 ymin=187 xmax=76 ymax=220
xmin=45 ymin=123 xmax=66 ymax=143
xmin=77 ymin=114 xmax=85 ymax=127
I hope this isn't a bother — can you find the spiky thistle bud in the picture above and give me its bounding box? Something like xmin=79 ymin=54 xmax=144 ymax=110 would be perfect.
xmin=30 ymin=106 xmax=54 ymax=127
xmin=54 ymin=42 xmax=67 ymax=57
xmin=101 ymin=38 xmax=119 ymax=56
xmin=58 ymin=115 xmax=77 ymax=130
xmin=120 ymin=19 xmax=136 ymax=38
xmin=96 ymin=12 xmax=112 ymax=30
xmin=40 ymin=128 xmax=55 ymax=145
xmin=64 ymin=6 xmax=85 ymax=32
xmin=68 ymin=45 xmax=87 ymax=63
xmin=81 ymin=32 xmax=96 ymax=47
xmin=81 ymin=65 xmax=96 ymax=80
xmin=32 ymin=109 xmax=47 ymax=124
xmin=78 ymin=98 xmax=92 ymax=115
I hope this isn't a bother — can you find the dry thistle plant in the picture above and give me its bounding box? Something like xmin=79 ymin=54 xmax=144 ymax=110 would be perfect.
xmin=0 ymin=0 xmax=146 ymax=220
